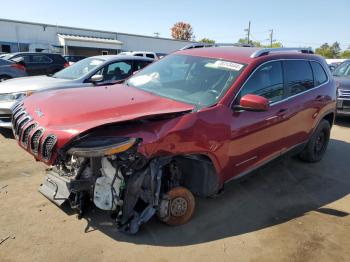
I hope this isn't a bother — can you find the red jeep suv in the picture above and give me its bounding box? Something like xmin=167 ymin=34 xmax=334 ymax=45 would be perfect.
xmin=12 ymin=47 xmax=336 ymax=233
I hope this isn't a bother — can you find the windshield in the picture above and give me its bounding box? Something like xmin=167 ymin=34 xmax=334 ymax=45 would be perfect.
xmin=53 ymin=57 xmax=104 ymax=80
xmin=333 ymin=61 xmax=350 ymax=77
xmin=126 ymin=54 xmax=245 ymax=107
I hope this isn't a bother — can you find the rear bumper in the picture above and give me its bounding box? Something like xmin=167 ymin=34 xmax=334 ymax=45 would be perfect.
xmin=0 ymin=100 xmax=15 ymax=128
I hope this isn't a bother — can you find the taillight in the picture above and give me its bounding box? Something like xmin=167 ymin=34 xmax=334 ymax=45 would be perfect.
xmin=11 ymin=63 xmax=26 ymax=71
xmin=63 ymin=62 xmax=70 ymax=68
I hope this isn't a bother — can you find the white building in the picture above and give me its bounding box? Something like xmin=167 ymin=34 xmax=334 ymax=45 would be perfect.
xmin=0 ymin=18 xmax=195 ymax=56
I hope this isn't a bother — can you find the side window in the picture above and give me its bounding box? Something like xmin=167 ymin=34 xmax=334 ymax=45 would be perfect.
xmin=284 ymin=60 xmax=314 ymax=96
xmin=135 ymin=60 xmax=151 ymax=71
xmin=134 ymin=53 xmax=144 ymax=57
xmin=240 ymin=61 xmax=284 ymax=103
xmin=14 ymin=55 xmax=30 ymax=63
xmin=103 ymin=61 xmax=133 ymax=81
xmin=31 ymin=55 xmax=52 ymax=64
xmin=311 ymin=62 xmax=328 ymax=86
xmin=146 ymin=54 xmax=155 ymax=59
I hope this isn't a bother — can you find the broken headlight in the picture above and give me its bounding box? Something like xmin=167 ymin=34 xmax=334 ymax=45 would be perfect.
xmin=67 ymin=137 xmax=137 ymax=157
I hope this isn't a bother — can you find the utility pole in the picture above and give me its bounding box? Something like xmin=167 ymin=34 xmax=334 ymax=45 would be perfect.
xmin=269 ymin=29 xmax=274 ymax=47
xmin=245 ymin=21 xmax=251 ymax=44
xmin=154 ymin=32 xmax=160 ymax=38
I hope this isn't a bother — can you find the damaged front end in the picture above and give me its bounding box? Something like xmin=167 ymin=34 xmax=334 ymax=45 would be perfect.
xmin=39 ymin=136 xmax=193 ymax=234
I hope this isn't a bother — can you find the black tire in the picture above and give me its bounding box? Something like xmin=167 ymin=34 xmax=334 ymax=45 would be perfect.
xmin=0 ymin=75 xmax=12 ymax=82
xmin=299 ymin=119 xmax=331 ymax=162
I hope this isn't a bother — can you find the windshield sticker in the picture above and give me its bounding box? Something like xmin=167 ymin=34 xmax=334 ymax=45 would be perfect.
xmin=205 ymin=61 xmax=244 ymax=71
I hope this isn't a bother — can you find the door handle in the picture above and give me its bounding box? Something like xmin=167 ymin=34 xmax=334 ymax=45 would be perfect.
xmin=265 ymin=108 xmax=289 ymax=121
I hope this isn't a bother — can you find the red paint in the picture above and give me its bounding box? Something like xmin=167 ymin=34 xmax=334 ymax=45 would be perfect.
xmin=17 ymin=48 xmax=336 ymax=187
xmin=239 ymin=94 xmax=270 ymax=111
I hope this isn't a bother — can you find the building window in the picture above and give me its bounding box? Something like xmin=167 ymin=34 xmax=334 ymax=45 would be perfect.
xmin=1 ymin=45 xmax=11 ymax=53
xmin=102 ymin=50 xmax=109 ymax=55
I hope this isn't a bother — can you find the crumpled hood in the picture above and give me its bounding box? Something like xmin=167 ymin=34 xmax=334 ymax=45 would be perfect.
xmin=23 ymin=84 xmax=195 ymax=135
xmin=334 ymin=76 xmax=350 ymax=90
xmin=0 ymin=76 xmax=71 ymax=94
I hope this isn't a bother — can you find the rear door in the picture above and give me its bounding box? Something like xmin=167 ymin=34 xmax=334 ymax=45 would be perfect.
xmin=280 ymin=59 xmax=330 ymax=150
xmin=229 ymin=61 xmax=292 ymax=178
xmin=28 ymin=54 xmax=53 ymax=75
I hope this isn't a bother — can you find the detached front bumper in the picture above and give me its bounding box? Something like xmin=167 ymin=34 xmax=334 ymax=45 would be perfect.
xmin=0 ymin=101 xmax=16 ymax=129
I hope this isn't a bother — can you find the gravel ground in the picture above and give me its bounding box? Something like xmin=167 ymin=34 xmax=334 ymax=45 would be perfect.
xmin=0 ymin=118 xmax=349 ymax=262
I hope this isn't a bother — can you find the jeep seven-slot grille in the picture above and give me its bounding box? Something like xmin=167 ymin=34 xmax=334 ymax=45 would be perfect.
xmin=41 ymin=135 xmax=57 ymax=160
xmin=30 ymin=129 xmax=44 ymax=154
xmin=11 ymin=105 xmax=57 ymax=161
xmin=21 ymin=123 xmax=37 ymax=148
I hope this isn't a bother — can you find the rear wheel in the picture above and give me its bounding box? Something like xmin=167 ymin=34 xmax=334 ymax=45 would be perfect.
xmin=299 ymin=119 xmax=331 ymax=162
xmin=157 ymin=187 xmax=195 ymax=226
xmin=0 ymin=75 xmax=11 ymax=82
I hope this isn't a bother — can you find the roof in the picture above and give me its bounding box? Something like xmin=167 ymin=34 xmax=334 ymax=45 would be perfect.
xmin=176 ymin=46 xmax=319 ymax=64
xmin=0 ymin=18 xmax=197 ymax=44
xmin=57 ymin=34 xmax=123 ymax=45
xmin=89 ymin=55 xmax=154 ymax=62
xmin=177 ymin=47 xmax=260 ymax=63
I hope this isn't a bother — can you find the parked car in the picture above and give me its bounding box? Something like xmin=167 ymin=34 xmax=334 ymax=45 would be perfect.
xmin=0 ymin=55 xmax=153 ymax=128
xmin=1 ymin=52 xmax=69 ymax=76
xmin=328 ymin=63 xmax=338 ymax=72
xmin=118 ymin=51 xmax=158 ymax=60
xmin=64 ymin=55 xmax=87 ymax=65
xmin=332 ymin=59 xmax=350 ymax=116
xmin=12 ymin=47 xmax=335 ymax=234
xmin=0 ymin=58 xmax=27 ymax=82
xmin=180 ymin=43 xmax=214 ymax=50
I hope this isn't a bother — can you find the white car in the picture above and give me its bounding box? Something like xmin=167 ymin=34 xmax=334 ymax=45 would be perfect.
xmin=118 ymin=51 xmax=158 ymax=60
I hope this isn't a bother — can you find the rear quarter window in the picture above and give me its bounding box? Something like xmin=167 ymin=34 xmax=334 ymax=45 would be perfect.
xmin=310 ymin=61 xmax=328 ymax=86
xmin=31 ymin=55 xmax=52 ymax=64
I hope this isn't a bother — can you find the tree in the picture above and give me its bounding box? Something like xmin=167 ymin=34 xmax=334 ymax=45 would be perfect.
xmin=238 ymin=38 xmax=262 ymax=47
xmin=315 ymin=42 xmax=341 ymax=58
xmin=199 ymin=38 xmax=215 ymax=44
xmin=341 ymin=50 xmax=350 ymax=59
xmin=237 ymin=38 xmax=282 ymax=48
xmin=171 ymin=22 xmax=194 ymax=41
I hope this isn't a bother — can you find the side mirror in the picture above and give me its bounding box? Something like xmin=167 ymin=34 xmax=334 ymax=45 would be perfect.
xmin=234 ymin=94 xmax=269 ymax=112
xmin=90 ymin=74 xmax=104 ymax=84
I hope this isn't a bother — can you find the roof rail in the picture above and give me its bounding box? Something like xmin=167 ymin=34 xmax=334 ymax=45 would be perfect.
xmin=250 ymin=47 xmax=314 ymax=58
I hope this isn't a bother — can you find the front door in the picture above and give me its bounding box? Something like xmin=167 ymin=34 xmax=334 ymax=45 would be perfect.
xmin=228 ymin=61 xmax=292 ymax=179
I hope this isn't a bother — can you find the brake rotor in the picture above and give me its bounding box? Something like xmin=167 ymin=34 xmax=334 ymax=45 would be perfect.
xmin=158 ymin=187 xmax=195 ymax=226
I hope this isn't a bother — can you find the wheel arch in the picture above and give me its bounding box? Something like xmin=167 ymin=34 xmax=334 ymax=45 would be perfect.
xmin=166 ymin=154 xmax=222 ymax=197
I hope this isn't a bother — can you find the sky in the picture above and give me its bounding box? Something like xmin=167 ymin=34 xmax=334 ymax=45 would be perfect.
xmin=1 ymin=0 xmax=349 ymax=50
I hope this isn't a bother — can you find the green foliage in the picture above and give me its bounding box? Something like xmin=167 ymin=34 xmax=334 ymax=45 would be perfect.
xmin=315 ymin=42 xmax=341 ymax=58
xmin=199 ymin=38 xmax=215 ymax=44
xmin=341 ymin=50 xmax=350 ymax=59
xmin=237 ymin=38 xmax=282 ymax=48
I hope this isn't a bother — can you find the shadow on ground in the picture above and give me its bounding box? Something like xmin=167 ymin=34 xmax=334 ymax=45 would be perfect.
xmin=335 ymin=116 xmax=350 ymax=127
xmin=73 ymin=138 xmax=350 ymax=246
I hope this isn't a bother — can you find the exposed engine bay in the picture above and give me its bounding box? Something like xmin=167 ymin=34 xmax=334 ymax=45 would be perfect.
xmin=38 ymin=138 xmax=215 ymax=233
